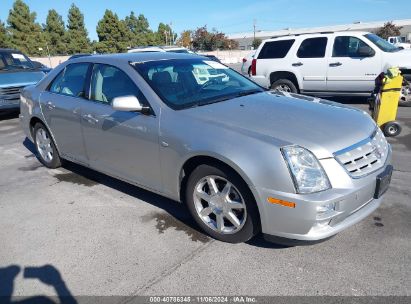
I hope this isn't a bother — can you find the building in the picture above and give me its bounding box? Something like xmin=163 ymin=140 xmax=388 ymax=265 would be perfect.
xmin=228 ymin=19 xmax=411 ymax=50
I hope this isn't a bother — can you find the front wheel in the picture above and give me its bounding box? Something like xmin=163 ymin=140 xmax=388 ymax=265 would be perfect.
xmin=399 ymin=80 xmax=411 ymax=107
xmin=270 ymin=79 xmax=298 ymax=93
xmin=33 ymin=123 xmax=62 ymax=168
xmin=185 ymin=164 xmax=260 ymax=243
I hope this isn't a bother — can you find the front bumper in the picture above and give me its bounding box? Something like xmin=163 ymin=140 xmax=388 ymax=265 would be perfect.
xmin=0 ymin=98 xmax=20 ymax=110
xmin=255 ymin=146 xmax=392 ymax=242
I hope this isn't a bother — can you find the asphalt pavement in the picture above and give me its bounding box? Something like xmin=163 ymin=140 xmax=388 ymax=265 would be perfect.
xmin=0 ymin=81 xmax=410 ymax=297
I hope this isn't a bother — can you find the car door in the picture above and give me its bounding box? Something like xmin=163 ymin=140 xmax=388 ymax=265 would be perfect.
xmin=40 ymin=63 xmax=91 ymax=164
xmin=81 ymin=63 xmax=162 ymax=191
xmin=293 ymin=37 xmax=329 ymax=92
xmin=326 ymin=35 xmax=381 ymax=93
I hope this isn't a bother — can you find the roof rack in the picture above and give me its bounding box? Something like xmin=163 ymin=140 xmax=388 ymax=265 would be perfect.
xmin=270 ymin=31 xmax=334 ymax=38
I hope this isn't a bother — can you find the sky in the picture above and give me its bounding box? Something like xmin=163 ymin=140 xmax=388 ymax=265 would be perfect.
xmin=0 ymin=0 xmax=410 ymax=41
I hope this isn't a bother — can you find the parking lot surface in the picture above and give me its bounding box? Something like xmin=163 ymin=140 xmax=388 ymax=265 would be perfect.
xmin=1 ymin=93 xmax=410 ymax=296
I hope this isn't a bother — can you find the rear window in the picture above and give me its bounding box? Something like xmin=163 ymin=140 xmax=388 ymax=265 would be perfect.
xmin=297 ymin=37 xmax=328 ymax=58
xmin=258 ymin=39 xmax=295 ymax=59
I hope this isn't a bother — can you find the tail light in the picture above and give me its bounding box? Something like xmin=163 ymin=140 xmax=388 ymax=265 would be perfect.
xmin=242 ymin=58 xmax=247 ymax=63
xmin=251 ymin=59 xmax=257 ymax=76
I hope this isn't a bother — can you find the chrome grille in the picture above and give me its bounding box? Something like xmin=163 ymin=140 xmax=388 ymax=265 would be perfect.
xmin=334 ymin=128 xmax=389 ymax=178
xmin=0 ymin=86 xmax=24 ymax=96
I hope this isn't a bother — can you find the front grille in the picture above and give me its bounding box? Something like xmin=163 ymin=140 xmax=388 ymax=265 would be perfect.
xmin=334 ymin=128 xmax=389 ymax=178
xmin=0 ymin=86 xmax=24 ymax=96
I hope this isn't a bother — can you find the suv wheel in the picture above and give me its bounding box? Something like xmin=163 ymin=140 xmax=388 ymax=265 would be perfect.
xmin=185 ymin=164 xmax=260 ymax=243
xmin=400 ymin=80 xmax=411 ymax=107
xmin=33 ymin=123 xmax=62 ymax=169
xmin=271 ymin=79 xmax=298 ymax=93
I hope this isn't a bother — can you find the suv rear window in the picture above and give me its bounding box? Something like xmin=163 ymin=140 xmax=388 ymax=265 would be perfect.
xmin=258 ymin=39 xmax=295 ymax=59
xmin=297 ymin=37 xmax=328 ymax=58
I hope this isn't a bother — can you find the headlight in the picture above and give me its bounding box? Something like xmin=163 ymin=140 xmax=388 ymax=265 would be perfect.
xmin=281 ymin=146 xmax=331 ymax=194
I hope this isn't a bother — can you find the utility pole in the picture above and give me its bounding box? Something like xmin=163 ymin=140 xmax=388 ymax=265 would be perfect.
xmin=253 ymin=19 xmax=256 ymax=41
xmin=169 ymin=21 xmax=173 ymax=45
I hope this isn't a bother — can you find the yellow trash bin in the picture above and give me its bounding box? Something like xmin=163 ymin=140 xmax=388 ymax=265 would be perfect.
xmin=371 ymin=67 xmax=402 ymax=137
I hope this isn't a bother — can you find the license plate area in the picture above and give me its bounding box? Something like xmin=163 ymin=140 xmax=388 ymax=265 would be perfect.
xmin=374 ymin=165 xmax=393 ymax=199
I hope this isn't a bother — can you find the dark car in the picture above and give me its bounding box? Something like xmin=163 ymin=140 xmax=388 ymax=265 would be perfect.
xmin=0 ymin=48 xmax=46 ymax=111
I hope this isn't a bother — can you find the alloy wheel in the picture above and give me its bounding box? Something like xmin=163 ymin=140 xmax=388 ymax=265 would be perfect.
xmin=193 ymin=175 xmax=247 ymax=234
xmin=35 ymin=128 xmax=53 ymax=163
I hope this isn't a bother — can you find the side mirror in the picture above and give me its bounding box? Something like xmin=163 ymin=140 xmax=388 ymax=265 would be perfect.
xmin=31 ymin=61 xmax=43 ymax=69
xmin=358 ymin=46 xmax=375 ymax=57
xmin=112 ymin=96 xmax=150 ymax=114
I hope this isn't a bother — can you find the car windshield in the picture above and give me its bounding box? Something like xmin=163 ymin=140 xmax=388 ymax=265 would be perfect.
xmin=0 ymin=51 xmax=34 ymax=71
xmin=132 ymin=58 xmax=264 ymax=110
xmin=364 ymin=33 xmax=400 ymax=52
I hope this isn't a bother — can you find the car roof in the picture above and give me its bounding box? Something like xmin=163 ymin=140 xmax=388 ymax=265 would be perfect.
xmin=0 ymin=48 xmax=22 ymax=53
xmin=68 ymin=52 xmax=204 ymax=65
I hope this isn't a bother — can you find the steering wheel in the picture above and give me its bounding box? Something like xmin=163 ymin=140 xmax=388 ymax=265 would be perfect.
xmin=198 ymin=77 xmax=220 ymax=91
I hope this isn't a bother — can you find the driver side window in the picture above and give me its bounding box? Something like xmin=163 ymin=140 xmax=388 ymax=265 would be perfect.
xmin=332 ymin=36 xmax=373 ymax=57
xmin=90 ymin=64 xmax=142 ymax=104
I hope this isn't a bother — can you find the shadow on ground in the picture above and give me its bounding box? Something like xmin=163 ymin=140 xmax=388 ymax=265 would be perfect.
xmin=0 ymin=264 xmax=76 ymax=304
xmin=22 ymin=137 xmax=288 ymax=248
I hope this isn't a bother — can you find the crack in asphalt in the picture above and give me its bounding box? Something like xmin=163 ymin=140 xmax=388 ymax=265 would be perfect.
xmin=121 ymin=240 xmax=215 ymax=302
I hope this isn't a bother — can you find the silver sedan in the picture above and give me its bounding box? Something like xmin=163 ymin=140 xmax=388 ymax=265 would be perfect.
xmin=20 ymin=52 xmax=392 ymax=244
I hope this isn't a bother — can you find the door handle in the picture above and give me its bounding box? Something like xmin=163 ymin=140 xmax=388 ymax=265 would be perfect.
xmin=83 ymin=114 xmax=99 ymax=124
xmin=329 ymin=62 xmax=342 ymax=67
xmin=292 ymin=62 xmax=303 ymax=67
xmin=46 ymin=101 xmax=55 ymax=110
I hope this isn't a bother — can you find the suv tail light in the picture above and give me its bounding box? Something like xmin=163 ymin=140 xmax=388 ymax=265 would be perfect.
xmin=242 ymin=58 xmax=247 ymax=63
xmin=251 ymin=59 xmax=257 ymax=76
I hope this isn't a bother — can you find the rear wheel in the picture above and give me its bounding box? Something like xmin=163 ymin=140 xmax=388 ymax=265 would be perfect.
xmin=33 ymin=123 xmax=62 ymax=168
xmin=270 ymin=79 xmax=298 ymax=93
xmin=185 ymin=164 xmax=260 ymax=243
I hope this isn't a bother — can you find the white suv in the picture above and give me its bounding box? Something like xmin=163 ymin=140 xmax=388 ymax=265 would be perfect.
xmin=250 ymin=31 xmax=411 ymax=106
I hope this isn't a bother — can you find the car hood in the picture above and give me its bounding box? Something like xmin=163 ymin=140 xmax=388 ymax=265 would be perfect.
xmin=0 ymin=70 xmax=45 ymax=88
xmin=182 ymin=92 xmax=376 ymax=159
xmin=383 ymin=50 xmax=411 ymax=69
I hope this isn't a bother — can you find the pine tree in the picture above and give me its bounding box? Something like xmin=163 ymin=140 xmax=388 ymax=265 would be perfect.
xmin=156 ymin=23 xmax=175 ymax=45
xmin=96 ymin=10 xmax=130 ymax=53
xmin=125 ymin=12 xmax=153 ymax=46
xmin=0 ymin=20 xmax=11 ymax=48
xmin=65 ymin=4 xmax=91 ymax=54
xmin=7 ymin=0 xmax=46 ymax=56
xmin=44 ymin=9 xmax=66 ymax=55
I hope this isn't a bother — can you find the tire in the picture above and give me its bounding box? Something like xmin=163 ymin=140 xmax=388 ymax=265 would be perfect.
xmin=185 ymin=164 xmax=260 ymax=243
xmin=399 ymin=78 xmax=411 ymax=107
xmin=270 ymin=79 xmax=298 ymax=93
xmin=33 ymin=122 xmax=62 ymax=169
xmin=382 ymin=121 xmax=402 ymax=137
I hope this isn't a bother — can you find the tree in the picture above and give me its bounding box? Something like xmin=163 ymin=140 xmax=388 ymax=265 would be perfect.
xmin=191 ymin=26 xmax=238 ymax=51
xmin=65 ymin=4 xmax=91 ymax=54
xmin=178 ymin=30 xmax=192 ymax=48
xmin=157 ymin=22 xmax=176 ymax=45
xmin=96 ymin=10 xmax=130 ymax=53
xmin=0 ymin=20 xmax=11 ymax=48
xmin=376 ymin=22 xmax=403 ymax=40
xmin=252 ymin=38 xmax=262 ymax=49
xmin=7 ymin=0 xmax=46 ymax=56
xmin=125 ymin=11 xmax=154 ymax=46
xmin=44 ymin=9 xmax=66 ymax=55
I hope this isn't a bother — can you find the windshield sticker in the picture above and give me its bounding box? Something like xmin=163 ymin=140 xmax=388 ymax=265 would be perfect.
xmin=203 ymin=60 xmax=228 ymax=70
xmin=11 ymin=53 xmax=26 ymax=60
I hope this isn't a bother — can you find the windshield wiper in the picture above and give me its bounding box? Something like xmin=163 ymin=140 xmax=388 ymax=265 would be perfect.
xmin=236 ymin=89 xmax=263 ymax=97
xmin=194 ymin=90 xmax=263 ymax=108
